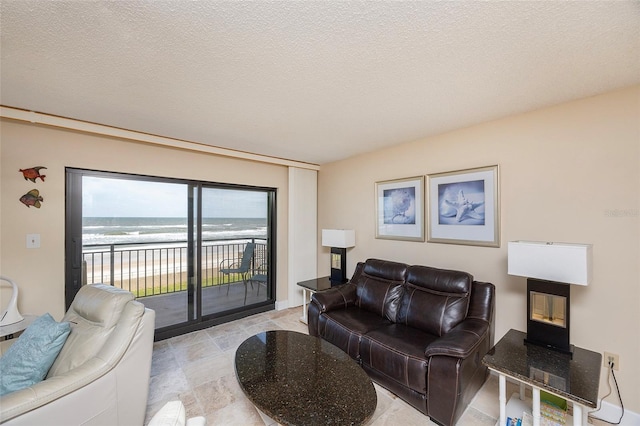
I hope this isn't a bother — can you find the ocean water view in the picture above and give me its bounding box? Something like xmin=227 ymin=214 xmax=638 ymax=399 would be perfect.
xmin=83 ymin=217 xmax=267 ymax=246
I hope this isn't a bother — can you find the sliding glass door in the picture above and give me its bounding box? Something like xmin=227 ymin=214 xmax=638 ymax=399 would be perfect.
xmin=65 ymin=168 xmax=275 ymax=339
xmin=200 ymin=187 xmax=272 ymax=316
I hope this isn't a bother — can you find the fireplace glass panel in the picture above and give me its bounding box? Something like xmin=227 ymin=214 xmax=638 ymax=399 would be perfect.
xmin=331 ymin=253 xmax=342 ymax=269
xmin=530 ymin=291 xmax=566 ymax=328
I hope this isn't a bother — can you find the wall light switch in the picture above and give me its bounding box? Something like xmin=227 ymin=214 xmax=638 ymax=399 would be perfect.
xmin=26 ymin=234 xmax=41 ymax=249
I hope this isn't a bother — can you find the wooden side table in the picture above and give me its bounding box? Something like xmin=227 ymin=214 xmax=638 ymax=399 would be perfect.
xmin=482 ymin=329 xmax=601 ymax=426
xmin=296 ymin=276 xmax=338 ymax=324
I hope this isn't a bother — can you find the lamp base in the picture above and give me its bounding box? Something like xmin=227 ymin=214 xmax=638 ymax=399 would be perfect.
xmin=0 ymin=305 xmax=24 ymax=327
xmin=329 ymin=247 xmax=348 ymax=283
xmin=0 ymin=276 xmax=24 ymax=326
xmin=524 ymin=336 xmax=574 ymax=356
xmin=328 ymin=277 xmax=348 ymax=286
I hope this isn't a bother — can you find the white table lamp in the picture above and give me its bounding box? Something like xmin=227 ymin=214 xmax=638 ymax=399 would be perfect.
xmin=508 ymin=241 xmax=592 ymax=354
xmin=322 ymin=229 xmax=355 ymax=283
xmin=0 ymin=276 xmax=24 ymax=326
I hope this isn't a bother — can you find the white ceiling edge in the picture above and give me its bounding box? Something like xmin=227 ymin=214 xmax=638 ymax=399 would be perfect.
xmin=0 ymin=106 xmax=320 ymax=171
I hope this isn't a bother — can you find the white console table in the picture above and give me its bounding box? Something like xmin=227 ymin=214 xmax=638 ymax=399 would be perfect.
xmin=483 ymin=329 xmax=601 ymax=426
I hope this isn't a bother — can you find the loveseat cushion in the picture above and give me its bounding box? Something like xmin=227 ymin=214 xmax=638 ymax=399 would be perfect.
xmin=0 ymin=314 xmax=71 ymax=396
xmin=353 ymin=259 xmax=407 ymax=321
xmin=360 ymin=324 xmax=437 ymax=394
xmin=319 ymin=307 xmax=391 ymax=359
xmin=397 ymin=266 xmax=472 ymax=337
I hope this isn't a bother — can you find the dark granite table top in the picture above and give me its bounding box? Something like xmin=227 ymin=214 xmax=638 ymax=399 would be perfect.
xmin=235 ymin=330 xmax=377 ymax=425
xmin=296 ymin=276 xmax=336 ymax=292
xmin=482 ymin=329 xmax=601 ymax=408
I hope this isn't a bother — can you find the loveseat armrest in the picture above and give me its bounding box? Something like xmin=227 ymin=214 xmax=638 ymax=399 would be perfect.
xmin=425 ymin=316 xmax=492 ymax=425
xmin=310 ymin=283 xmax=357 ymax=313
xmin=307 ymin=284 xmax=357 ymax=337
xmin=425 ymin=280 xmax=495 ymax=359
xmin=424 ymin=318 xmax=490 ymax=359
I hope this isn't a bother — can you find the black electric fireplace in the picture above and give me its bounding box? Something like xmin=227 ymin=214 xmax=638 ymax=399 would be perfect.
xmin=322 ymin=229 xmax=355 ymax=285
xmin=525 ymin=278 xmax=572 ymax=355
xmin=329 ymin=247 xmax=348 ymax=284
xmin=508 ymin=240 xmax=592 ymax=357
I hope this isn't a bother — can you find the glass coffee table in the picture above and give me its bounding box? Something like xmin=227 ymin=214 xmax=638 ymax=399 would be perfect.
xmin=235 ymin=330 xmax=377 ymax=425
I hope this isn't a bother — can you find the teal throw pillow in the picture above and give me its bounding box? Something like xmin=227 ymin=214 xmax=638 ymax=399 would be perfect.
xmin=0 ymin=313 xmax=71 ymax=396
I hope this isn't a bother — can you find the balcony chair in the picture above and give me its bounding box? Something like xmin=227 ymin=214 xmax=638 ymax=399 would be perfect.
xmin=248 ymin=262 xmax=268 ymax=298
xmin=219 ymin=242 xmax=256 ymax=302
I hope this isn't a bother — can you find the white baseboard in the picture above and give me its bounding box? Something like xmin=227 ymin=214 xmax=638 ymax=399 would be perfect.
xmin=275 ymin=299 xmax=289 ymax=311
xmin=589 ymin=400 xmax=639 ymax=425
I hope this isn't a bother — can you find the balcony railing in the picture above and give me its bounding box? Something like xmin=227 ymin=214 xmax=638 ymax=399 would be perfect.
xmin=82 ymin=238 xmax=267 ymax=298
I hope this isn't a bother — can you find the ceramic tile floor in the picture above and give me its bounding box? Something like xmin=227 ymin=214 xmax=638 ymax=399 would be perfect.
xmin=145 ymin=307 xmax=604 ymax=425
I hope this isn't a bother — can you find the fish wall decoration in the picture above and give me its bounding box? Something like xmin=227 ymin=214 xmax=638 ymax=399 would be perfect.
xmin=19 ymin=166 xmax=47 ymax=182
xmin=19 ymin=189 xmax=43 ymax=208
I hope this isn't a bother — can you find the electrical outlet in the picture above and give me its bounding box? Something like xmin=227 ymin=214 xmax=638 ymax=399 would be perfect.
xmin=26 ymin=233 xmax=41 ymax=249
xmin=604 ymin=352 xmax=619 ymax=371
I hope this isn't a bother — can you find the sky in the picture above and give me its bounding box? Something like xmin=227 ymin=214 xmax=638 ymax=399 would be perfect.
xmin=82 ymin=176 xmax=267 ymax=218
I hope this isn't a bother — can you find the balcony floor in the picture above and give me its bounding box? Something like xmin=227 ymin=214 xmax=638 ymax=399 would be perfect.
xmin=138 ymin=280 xmax=269 ymax=329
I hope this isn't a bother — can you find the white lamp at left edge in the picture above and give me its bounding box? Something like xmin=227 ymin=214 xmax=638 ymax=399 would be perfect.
xmin=0 ymin=276 xmax=24 ymax=326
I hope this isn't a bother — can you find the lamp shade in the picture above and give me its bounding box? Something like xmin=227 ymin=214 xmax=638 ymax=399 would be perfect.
xmin=507 ymin=241 xmax=592 ymax=286
xmin=322 ymin=229 xmax=356 ymax=248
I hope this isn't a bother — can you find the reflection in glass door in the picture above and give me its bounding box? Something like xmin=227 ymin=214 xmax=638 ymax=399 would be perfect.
xmin=200 ymin=187 xmax=271 ymax=316
xmin=78 ymin=175 xmax=192 ymax=329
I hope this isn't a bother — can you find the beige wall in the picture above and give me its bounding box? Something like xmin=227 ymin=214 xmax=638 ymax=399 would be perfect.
xmin=0 ymin=119 xmax=290 ymax=319
xmin=318 ymin=85 xmax=640 ymax=412
xmin=1 ymin=85 xmax=638 ymax=413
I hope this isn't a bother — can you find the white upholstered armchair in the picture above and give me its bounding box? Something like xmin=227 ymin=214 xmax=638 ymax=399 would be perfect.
xmin=0 ymin=284 xmax=155 ymax=425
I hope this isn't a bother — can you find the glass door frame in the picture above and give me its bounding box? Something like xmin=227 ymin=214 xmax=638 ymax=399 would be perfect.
xmin=65 ymin=168 xmax=276 ymax=341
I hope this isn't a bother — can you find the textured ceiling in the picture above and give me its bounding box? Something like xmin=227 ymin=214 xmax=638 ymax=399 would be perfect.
xmin=1 ymin=1 xmax=639 ymax=164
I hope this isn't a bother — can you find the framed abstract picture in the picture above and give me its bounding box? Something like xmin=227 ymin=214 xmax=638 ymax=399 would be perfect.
xmin=427 ymin=165 xmax=500 ymax=247
xmin=375 ymin=176 xmax=425 ymax=242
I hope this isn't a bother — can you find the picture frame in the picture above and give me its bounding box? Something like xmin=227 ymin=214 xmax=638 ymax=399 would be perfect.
xmin=427 ymin=165 xmax=500 ymax=247
xmin=375 ymin=176 xmax=425 ymax=242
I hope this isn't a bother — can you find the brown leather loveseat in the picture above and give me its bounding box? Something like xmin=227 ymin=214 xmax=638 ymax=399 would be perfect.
xmin=308 ymin=259 xmax=495 ymax=426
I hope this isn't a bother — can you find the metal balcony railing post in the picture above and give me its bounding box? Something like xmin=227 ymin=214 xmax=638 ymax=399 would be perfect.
xmin=82 ymin=238 xmax=266 ymax=297
xmin=109 ymin=244 xmax=115 ymax=286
